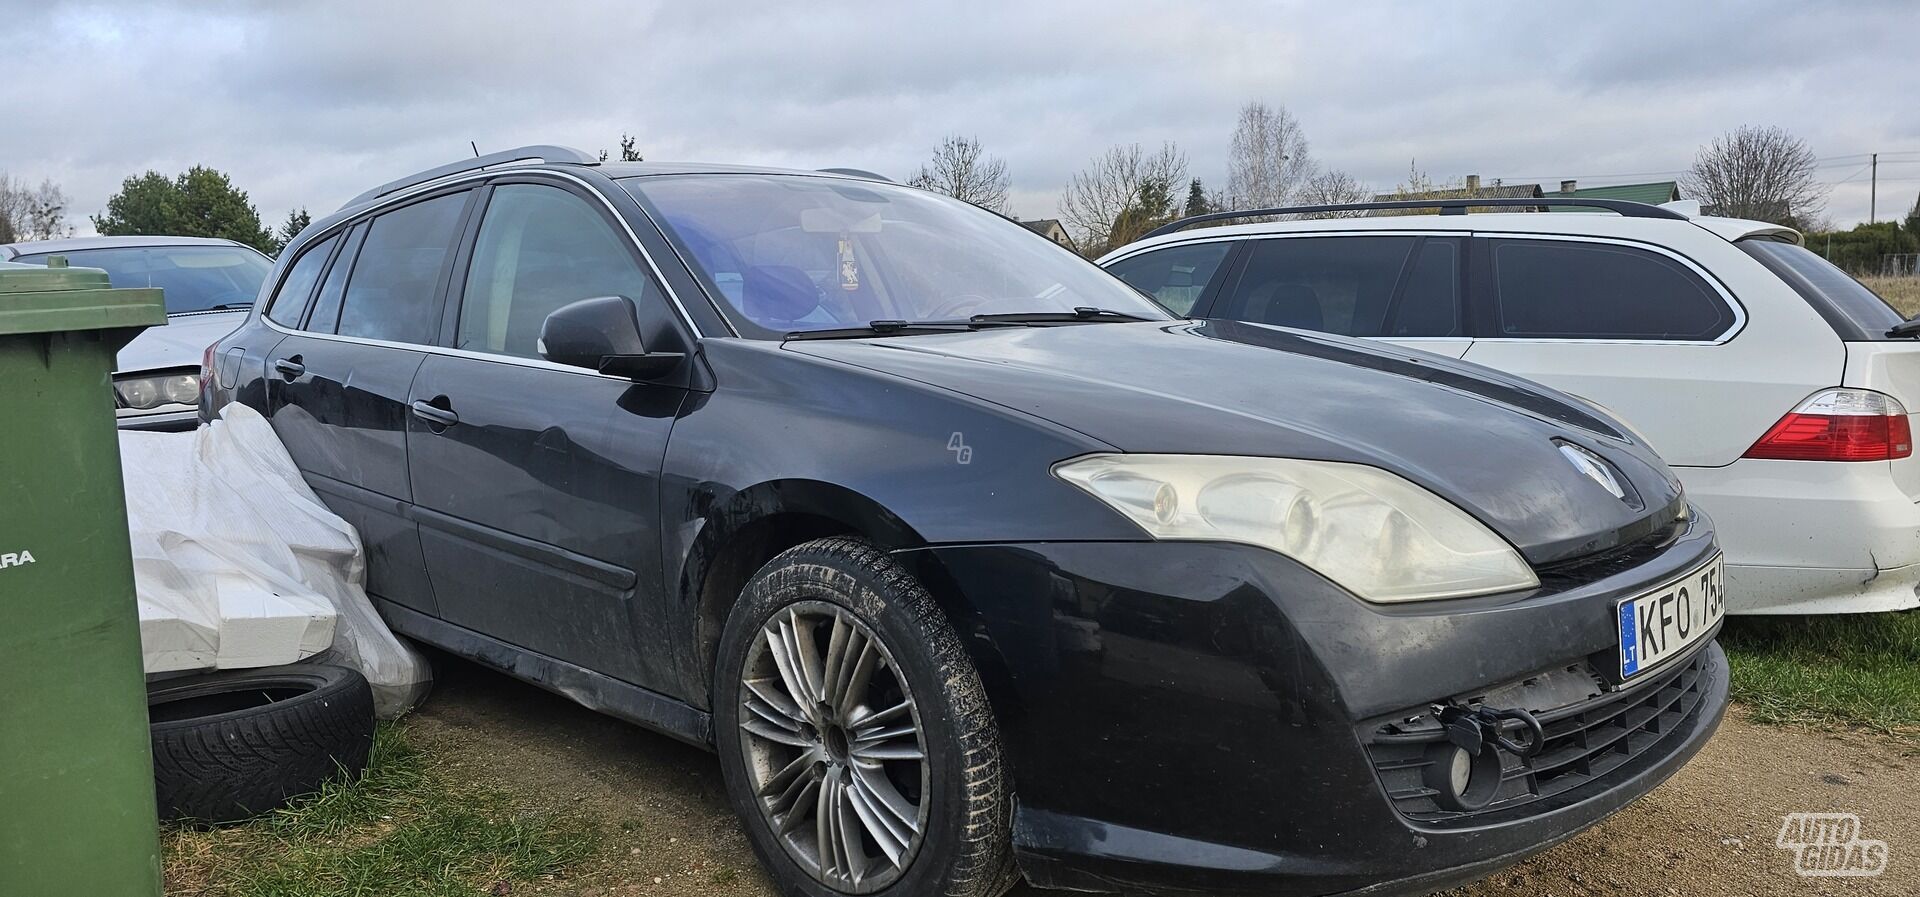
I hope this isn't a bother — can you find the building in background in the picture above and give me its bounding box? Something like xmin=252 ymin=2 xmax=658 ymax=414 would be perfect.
xmin=1020 ymin=218 xmax=1077 ymax=252
xmin=1372 ymin=174 xmax=1546 ymax=214
xmin=1544 ymin=179 xmax=1683 ymax=211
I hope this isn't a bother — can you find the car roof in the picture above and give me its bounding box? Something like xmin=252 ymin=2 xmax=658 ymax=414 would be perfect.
xmin=330 ymin=158 xmax=890 ymax=222
xmin=1098 ymin=211 xmax=1802 ymax=261
xmin=0 ymin=235 xmax=253 ymax=258
xmin=597 ymin=160 xmax=888 ymax=181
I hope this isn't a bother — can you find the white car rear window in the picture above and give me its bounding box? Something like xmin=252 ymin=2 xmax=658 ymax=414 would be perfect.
xmin=1741 ymin=239 xmax=1904 ymax=339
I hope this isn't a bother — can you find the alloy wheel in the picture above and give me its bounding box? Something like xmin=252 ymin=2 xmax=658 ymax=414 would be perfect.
xmin=738 ymin=601 xmax=929 ymax=892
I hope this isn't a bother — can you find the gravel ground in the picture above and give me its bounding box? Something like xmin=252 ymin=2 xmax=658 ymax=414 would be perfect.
xmin=407 ymin=655 xmax=1918 ymax=897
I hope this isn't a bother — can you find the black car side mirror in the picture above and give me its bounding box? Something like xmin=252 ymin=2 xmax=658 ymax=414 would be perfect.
xmin=539 ymin=296 xmax=684 ymax=380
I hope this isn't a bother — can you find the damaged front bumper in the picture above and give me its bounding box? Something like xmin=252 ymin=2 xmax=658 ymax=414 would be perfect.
xmin=891 ymin=514 xmax=1727 ymax=896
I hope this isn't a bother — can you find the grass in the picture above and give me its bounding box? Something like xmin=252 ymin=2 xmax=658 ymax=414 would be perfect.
xmin=153 ymin=614 xmax=1918 ymax=893
xmin=1720 ymin=610 xmax=1920 ymax=736
xmin=163 ymin=725 xmax=601 ymax=897
xmin=1860 ymin=275 xmax=1920 ymax=316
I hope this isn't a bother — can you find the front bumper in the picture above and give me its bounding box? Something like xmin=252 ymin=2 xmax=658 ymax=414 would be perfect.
xmin=892 ymin=515 xmax=1726 ymax=896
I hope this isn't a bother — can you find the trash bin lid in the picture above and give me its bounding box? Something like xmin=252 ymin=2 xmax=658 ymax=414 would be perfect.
xmin=0 ymin=259 xmax=165 ymax=337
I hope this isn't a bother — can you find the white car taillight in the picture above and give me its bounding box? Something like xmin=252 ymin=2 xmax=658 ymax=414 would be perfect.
xmin=1744 ymin=388 xmax=1913 ymax=462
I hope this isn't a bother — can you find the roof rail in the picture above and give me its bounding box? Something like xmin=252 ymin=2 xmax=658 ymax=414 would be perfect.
xmin=345 ymin=145 xmax=600 ymax=208
xmin=1140 ymin=197 xmax=1689 ymax=240
xmin=817 ymin=167 xmax=894 ymax=183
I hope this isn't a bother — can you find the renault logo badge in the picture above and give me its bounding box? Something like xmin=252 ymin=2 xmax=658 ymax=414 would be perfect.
xmin=1559 ymin=444 xmax=1626 ymax=500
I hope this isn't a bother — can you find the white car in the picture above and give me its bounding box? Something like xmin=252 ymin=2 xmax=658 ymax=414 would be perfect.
xmin=1101 ymin=198 xmax=1920 ymax=614
xmin=0 ymin=236 xmax=272 ymax=430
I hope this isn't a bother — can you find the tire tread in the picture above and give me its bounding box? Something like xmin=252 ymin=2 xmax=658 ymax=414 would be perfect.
xmin=722 ymin=537 xmax=1018 ymax=897
xmin=149 ymin=664 xmax=376 ymax=824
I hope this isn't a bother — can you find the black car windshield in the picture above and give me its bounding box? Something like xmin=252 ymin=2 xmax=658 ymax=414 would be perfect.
xmin=622 ymin=174 xmax=1170 ymax=337
xmin=12 ymin=244 xmax=271 ymax=314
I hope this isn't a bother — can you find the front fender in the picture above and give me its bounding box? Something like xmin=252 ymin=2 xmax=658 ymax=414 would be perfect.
xmin=657 ymin=339 xmax=1140 ymax=701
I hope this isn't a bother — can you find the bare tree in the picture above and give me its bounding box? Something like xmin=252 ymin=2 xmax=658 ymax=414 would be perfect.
xmin=0 ymin=174 xmax=69 ymax=244
xmin=1225 ymin=101 xmax=1315 ymax=210
xmin=907 ymin=135 xmax=1012 ymax=214
xmin=1059 ymin=142 xmax=1187 ymax=255
xmin=1385 ymin=160 xmax=1444 ymax=198
xmin=1681 ymin=125 xmax=1826 ymax=228
xmin=598 ymin=133 xmax=643 ymax=162
xmin=1370 ymin=160 xmax=1463 ymax=216
xmin=1296 ymin=169 xmax=1371 ymax=218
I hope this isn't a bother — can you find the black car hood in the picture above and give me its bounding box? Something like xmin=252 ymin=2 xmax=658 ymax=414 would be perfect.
xmin=786 ymin=320 xmax=1684 ymax=566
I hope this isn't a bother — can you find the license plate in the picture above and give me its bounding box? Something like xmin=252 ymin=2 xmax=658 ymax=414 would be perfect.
xmin=1617 ymin=554 xmax=1724 ymax=679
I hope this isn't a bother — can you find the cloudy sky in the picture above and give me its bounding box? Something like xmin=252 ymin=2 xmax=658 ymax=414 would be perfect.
xmin=3 ymin=0 xmax=1915 ymax=237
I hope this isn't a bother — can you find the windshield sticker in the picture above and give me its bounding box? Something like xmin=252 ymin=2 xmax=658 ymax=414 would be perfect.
xmin=838 ymin=237 xmax=860 ymax=291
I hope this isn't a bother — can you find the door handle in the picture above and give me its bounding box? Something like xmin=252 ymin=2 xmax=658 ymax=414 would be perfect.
xmin=272 ymin=356 xmax=305 ymax=379
xmin=410 ymin=399 xmax=459 ymax=428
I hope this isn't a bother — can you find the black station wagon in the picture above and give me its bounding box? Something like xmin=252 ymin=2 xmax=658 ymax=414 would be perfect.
xmin=205 ymin=146 xmax=1729 ymax=897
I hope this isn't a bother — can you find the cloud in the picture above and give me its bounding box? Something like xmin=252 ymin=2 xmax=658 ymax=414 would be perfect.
xmin=1 ymin=0 xmax=1913 ymax=234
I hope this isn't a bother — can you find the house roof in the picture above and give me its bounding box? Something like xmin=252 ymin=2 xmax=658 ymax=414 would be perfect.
xmin=1373 ymin=184 xmax=1544 ymax=202
xmin=1542 ymin=181 xmax=1681 ymax=209
xmin=1020 ymin=218 xmax=1077 ymax=250
xmin=1368 ymin=182 xmax=1544 ymax=216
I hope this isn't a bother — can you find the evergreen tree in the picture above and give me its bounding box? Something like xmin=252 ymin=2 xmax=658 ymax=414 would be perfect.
xmin=1184 ymin=178 xmax=1211 ymax=217
xmin=92 ymin=166 xmax=274 ymax=253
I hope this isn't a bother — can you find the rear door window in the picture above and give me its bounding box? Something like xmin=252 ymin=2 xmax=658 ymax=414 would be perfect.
xmin=336 ymin=191 xmax=470 ymax=345
xmin=1216 ymin=236 xmax=1419 ymax=336
xmin=1740 ymin=238 xmax=1904 ymax=339
xmin=263 ymin=234 xmax=338 ymax=326
xmin=1104 ymin=241 xmax=1234 ymax=315
xmin=305 ymin=226 xmax=362 ymax=334
xmin=1487 ymin=239 xmax=1734 ymax=340
xmin=1386 ymin=238 xmax=1462 ymax=337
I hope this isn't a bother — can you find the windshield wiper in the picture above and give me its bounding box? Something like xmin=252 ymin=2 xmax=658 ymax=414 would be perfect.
xmin=191 ymin=303 xmax=256 ymax=312
xmin=784 ymin=319 xmax=1025 ymax=341
xmin=969 ymin=306 xmax=1154 ymax=324
xmin=1887 ymin=317 xmax=1920 ymax=338
xmin=784 ymin=308 xmax=1153 ymax=341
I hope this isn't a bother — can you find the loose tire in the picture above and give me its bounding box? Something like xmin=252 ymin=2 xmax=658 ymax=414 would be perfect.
xmin=148 ymin=663 xmax=375 ymax=824
xmin=714 ymin=537 xmax=1016 ymax=897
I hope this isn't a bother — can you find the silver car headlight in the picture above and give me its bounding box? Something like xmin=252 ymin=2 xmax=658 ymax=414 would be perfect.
xmin=1054 ymin=454 xmax=1539 ymax=603
xmin=114 ymin=372 xmax=200 ymax=410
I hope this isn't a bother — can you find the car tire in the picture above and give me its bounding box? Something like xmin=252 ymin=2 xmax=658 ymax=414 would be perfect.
xmin=714 ymin=536 xmax=1016 ymax=897
xmin=148 ymin=663 xmax=376 ymax=824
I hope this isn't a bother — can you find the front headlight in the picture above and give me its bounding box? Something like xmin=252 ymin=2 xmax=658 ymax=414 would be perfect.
xmin=1054 ymin=454 xmax=1539 ymax=602
xmin=114 ymin=372 xmax=200 ymax=410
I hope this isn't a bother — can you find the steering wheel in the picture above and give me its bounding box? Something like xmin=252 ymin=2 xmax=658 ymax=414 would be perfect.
xmin=919 ymin=293 xmax=998 ymax=321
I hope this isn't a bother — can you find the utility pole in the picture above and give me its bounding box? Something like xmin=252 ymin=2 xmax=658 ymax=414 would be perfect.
xmin=1869 ymin=153 xmax=1877 ymax=223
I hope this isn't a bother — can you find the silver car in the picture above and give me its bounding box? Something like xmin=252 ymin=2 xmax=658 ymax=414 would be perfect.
xmin=0 ymin=236 xmax=272 ymax=430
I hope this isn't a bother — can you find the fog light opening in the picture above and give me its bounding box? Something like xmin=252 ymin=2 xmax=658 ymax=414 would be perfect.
xmin=1423 ymin=742 xmax=1503 ymax=812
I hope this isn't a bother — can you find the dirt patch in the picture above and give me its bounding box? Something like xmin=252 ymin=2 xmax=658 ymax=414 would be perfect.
xmin=407 ymin=655 xmax=1918 ymax=897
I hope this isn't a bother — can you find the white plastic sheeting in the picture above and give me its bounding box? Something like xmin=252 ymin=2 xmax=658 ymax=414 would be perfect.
xmin=121 ymin=403 xmax=429 ymax=717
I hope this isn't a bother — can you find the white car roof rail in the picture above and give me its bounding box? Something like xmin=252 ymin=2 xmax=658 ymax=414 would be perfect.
xmin=1141 ymin=197 xmax=1691 ymax=240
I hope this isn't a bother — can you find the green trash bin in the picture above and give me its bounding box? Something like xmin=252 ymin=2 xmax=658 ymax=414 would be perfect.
xmin=0 ymin=258 xmax=167 ymax=897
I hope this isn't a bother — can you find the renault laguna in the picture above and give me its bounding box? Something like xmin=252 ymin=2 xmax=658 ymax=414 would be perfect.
xmin=203 ymin=146 xmax=1728 ymax=897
